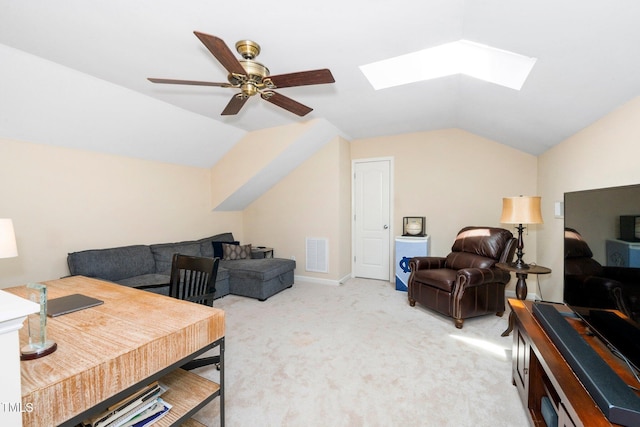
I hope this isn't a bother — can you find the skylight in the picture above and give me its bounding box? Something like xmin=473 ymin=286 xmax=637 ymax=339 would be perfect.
xmin=360 ymin=40 xmax=537 ymax=91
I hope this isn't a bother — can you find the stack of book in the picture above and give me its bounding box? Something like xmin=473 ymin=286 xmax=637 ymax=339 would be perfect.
xmin=81 ymin=381 xmax=172 ymax=427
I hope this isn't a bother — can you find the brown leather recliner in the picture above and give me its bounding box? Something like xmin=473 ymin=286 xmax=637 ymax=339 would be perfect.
xmin=564 ymin=227 xmax=639 ymax=320
xmin=408 ymin=226 xmax=517 ymax=328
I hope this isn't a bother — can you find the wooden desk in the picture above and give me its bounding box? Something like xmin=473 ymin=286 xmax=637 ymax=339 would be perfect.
xmin=509 ymin=298 xmax=639 ymax=426
xmin=6 ymin=276 xmax=225 ymax=427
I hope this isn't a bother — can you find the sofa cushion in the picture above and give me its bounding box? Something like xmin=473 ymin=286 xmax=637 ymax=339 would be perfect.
xmin=216 ymin=266 xmax=230 ymax=281
xmin=198 ymin=232 xmax=236 ymax=258
xmin=116 ymin=273 xmax=170 ymax=288
xmin=223 ymin=243 xmax=251 ymax=260
xmin=212 ymin=240 xmax=239 ymax=258
xmin=222 ymin=258 xmax=296 ymax=300
xmin=230 ymin=270 xmax=294 ymax=301
xmin=220 ymin=258 xmax=295 ymax=281
xmin=150 ymin=241 xmax=202 ymax=275
xmin=67 ymin=245 xmax=156 ymax=281
xmin=117 ymin=269 xmax=231 ymax=298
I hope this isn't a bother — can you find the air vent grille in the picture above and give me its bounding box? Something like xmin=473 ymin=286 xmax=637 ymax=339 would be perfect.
xmin=306 ymin=238 xmax=328 ymax=273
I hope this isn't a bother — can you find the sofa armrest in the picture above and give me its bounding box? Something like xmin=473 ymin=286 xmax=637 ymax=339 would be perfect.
xmin=409 ymin=257 xmax=447 ymax=272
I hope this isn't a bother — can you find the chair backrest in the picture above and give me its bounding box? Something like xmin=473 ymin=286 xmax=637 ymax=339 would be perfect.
xmin=445 ymin=226 xmax=516 ymax=270
xmin=169 ymin=253 xmax=219 ymax=306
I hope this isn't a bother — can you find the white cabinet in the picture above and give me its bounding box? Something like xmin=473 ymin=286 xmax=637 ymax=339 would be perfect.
xmin=395 ymin=236 xmax=430 ymax=291
xmin=606 ymin=239 xmax=640 ymax=268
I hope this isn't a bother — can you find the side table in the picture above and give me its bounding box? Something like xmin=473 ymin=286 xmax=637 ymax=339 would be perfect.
xmin=496 ymin=262 xmax=551 ymax=336
xmin=251 ymin=247 xmax=274 ymax=259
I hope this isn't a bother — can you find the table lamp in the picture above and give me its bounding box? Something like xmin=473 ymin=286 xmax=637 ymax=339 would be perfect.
xmin=0 ymin=218 xmax=18 ymax=259
xmin=0 ymin=219 xmax=57 ymax=359
xmin=500 ymin=196 xmax=543 ymax=268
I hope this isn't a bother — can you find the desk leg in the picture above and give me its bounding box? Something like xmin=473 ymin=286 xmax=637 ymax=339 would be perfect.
xmin=502 ymin=272 xmax=529 ymax=336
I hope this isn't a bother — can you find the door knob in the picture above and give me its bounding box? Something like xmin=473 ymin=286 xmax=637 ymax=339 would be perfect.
xmin=383 ymin=225 xmax=389 ymax=229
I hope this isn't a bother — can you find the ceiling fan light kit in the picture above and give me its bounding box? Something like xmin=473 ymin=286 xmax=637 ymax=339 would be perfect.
xmin=148 ymin=32 xmax=335 ymax=117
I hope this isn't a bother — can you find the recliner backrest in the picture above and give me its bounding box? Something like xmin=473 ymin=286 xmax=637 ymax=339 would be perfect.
xmin=564 ymin=227 xmax=603 ymax=276
xmin=445 ymin=226 xmax=515 ymax=270
xmin=564 ymin=228 xmax=594 ymax=259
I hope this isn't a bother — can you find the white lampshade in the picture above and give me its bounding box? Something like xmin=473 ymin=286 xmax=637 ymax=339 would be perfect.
xmin=0 ymin=218 xmax=18 ymax=259
xmin=500 ymin=196 xmax=543 ymax=225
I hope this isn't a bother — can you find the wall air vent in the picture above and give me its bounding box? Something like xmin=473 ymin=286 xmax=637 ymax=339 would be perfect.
xmin=306 ymin=238 xmax=328 ymax=273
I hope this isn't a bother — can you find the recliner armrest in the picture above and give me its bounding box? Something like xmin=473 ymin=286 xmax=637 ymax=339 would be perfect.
xmin=456 ymin=267 xmax=511 ymax=288
xmin=602 ymin=266 xmax=640 ymax=283
xmin=410 ymin=257 xmax=447 ymax=272
xmin=565 ymin=274 xmax=623 ymax=296
xmin=565 ymin=274 xmax=627 ymax=311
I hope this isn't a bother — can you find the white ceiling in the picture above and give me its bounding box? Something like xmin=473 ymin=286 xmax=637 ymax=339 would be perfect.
xmin=2 ymin=0 xmax=640 ymax=165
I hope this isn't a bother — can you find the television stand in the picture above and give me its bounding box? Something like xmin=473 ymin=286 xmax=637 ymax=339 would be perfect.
xmin=508 ymin=298 xmax=640 ymax=426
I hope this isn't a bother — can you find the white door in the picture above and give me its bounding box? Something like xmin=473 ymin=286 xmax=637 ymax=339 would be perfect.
xmin=353 ymin=160 xmax=391 ymax=280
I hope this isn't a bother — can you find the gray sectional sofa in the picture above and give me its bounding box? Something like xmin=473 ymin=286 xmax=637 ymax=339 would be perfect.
xmin=66 ymin=232 xmax=296 ymax=301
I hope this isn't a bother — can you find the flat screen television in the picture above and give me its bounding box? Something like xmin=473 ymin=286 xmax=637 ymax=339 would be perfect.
xmin=564 ymin=183 xmax=640 ymax=371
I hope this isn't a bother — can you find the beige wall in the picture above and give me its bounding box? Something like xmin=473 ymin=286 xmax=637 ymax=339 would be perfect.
xmin=242 ymin=127 xmax=539 ymax=289
xmin=243 ymin=136 xmax=352 ymax=283
xmin=5 ymin=96 xmax=639 ymax=297
xmin=350 ymin=129 xmax=539 ymax=266
xmin=210 ymin=123 xmax=308 ymax=209
xmin=537 ymin=96 xmax=640 ymax=302
xmin=0 ymin=138 xmax=242 ymax=288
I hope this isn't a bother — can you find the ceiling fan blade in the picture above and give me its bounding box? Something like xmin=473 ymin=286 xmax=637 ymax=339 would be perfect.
xmin=221 ymin=94 xmax=249 ymax=115
xmin=262 ymin=91 xmax=313 ymax=116
xmin=266 ymin=69 xmax=335 ymax=89
xmin=148 ymin=78 xmax=231 ymax=87
xmin=193 ymin=31 xmax=246 ymax=76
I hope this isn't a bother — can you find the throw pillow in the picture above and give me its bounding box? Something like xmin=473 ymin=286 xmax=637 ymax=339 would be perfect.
xmin=222 ymin=243 xmax=252 ymax=260
xmin=212 ymin=240 xmax=239 ymax=258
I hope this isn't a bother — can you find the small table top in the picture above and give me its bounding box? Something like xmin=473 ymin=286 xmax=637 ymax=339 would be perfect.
xmin=496 ymin=262 xmax=552 ymax=275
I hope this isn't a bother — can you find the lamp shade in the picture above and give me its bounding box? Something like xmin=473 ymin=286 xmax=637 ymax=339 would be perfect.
xmin=500 ymin=196 xmax=543 ymax=225
xmin=0 ymin=218 xmax=18 ymax=258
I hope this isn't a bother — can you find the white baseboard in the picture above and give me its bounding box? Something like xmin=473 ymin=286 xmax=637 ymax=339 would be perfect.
xmin=295 ymin=277 xmax=542 ymax=299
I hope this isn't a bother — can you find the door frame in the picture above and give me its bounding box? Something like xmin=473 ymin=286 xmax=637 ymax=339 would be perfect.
xmin=351 ymin=157 xmax=395 ymax=282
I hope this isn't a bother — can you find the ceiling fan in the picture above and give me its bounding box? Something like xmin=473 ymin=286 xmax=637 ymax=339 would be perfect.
xmin=148 ymin=31 xmax=335 ymax=117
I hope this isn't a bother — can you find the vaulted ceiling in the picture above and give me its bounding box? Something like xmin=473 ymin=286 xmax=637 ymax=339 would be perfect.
xmin=2 ymin=1 xmax=640 ymax=167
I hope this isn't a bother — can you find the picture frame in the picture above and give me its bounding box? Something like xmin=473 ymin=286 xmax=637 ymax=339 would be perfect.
xmin=403 ymin=217 xmax=425 ymax=236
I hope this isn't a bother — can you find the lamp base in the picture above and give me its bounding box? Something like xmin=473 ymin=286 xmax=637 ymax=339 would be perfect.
xmin=511 ymin=223 xmax=530 ymax=269
xmin=21 ymin=340 xmax=57 ymax=360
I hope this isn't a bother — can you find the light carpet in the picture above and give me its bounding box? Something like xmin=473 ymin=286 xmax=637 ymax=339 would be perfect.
xmin=190 ymin=278 xmax=529 ymax=427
